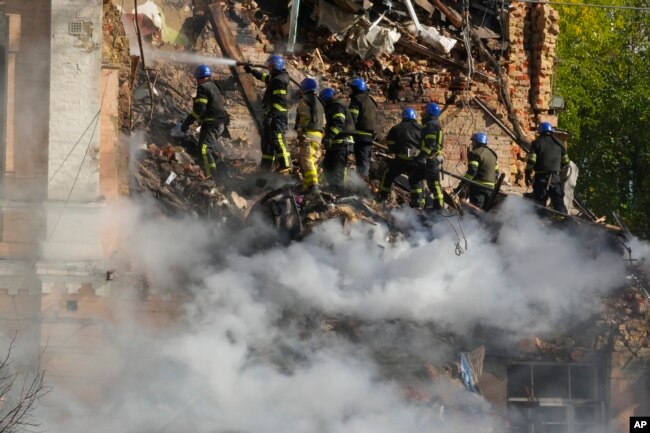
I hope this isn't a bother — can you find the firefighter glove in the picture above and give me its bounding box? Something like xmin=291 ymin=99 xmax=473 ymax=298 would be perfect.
xmin=170 ymin=122 xmax=187 ymax=137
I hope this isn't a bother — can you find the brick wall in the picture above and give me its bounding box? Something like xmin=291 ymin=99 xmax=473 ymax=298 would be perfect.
xmin=507 ymin=2 xmax=559 ymax=133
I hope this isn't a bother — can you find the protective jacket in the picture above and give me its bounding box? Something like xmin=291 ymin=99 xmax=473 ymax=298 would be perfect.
xmin=251 ymin=69 xmax=290 ymax=115
xmin=349 ymin=91 xmax=377 ymax=136
xmin=526 ymin=134 xmax=569 ymax=174
xmin=419 ymin=118 xmax=444 ymax=158
xmin=295 ymin=92 xmax=325 ymax=133
xmin=386 ymin=119 xmax=422 ymax=159
xmin=465 ymin=145 xmax=498 ymax=186
xmin=182 ymin=80 xmax=228 ymax=130
xmin=324 ymin=97 xmax=355 ymax=144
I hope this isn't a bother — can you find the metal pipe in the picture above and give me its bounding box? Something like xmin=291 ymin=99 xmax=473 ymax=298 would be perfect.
xmin=403 ymin=0 xmax=422 ymax=32
xmin=287 ymin=0 xmax=301 ymax=53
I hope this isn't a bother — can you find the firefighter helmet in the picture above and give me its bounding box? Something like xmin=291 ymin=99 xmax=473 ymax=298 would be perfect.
xmin=472 ymin=132 xmax=488 ymax=145
xmin=319 ymin=88 xmax=335 ymax=103
xmin=538 ymin=122 xmax=554 ymax=133
xmin=267 ymin=54 xmax=285 ymax=71
xmin=349 ymin=78 xmax=368 ymax=92
xmin=194 ymin=64 xmax=212 ymax=79
xmin=424 ymin=102 xmax=442 ymax=117
xmin=300 ymin=77 xmax=318 ymax=93
xmin=403 ymin=107 xmax=417 ymax=120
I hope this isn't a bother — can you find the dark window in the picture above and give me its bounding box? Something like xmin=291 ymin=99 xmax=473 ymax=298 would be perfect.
xmin=571 ymin=366 xmax=596 ymax=400
xmin=66 ymin=300 xmax=78 ymax=311
xmin=535 ymin=406 xmax=567 ymax=423
xmin=574 ymin=405 xmax=598 ymax=423
xmin=534 ymin=365 xmax=569 ymax=399
xmin=543 ymin=424 xmax=569 ymax=433
xmin=508 ymin=364 xmax=532 ymax=398
xmin=507 ymin=363 xmax=603 ymax=433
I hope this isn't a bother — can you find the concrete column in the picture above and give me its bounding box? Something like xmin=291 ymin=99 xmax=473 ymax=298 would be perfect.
xmin=48 ymin=0 xmax=102 ymax=202
xmin=43 ymin=0 xmax=103 ymax=264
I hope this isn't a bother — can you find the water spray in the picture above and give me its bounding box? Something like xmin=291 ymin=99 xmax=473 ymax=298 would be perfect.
xmin=145 ymin=47 xmax=238 ymax=67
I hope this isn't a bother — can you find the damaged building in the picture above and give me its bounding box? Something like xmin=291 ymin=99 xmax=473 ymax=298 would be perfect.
xmin=0 ymin=0 xmax=648 ymax=432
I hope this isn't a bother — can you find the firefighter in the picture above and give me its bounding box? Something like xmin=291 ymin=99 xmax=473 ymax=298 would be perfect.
xmin=243 ymin=54 xmax=291 ymax=173
xmin=295 ymin=77 xmax=325 ymax=192
xmin=348 ymin=77 xmax=377 ymax=180
xmin=455 ymin=132 xmax=499 ymax=210
xmin=319 ymin=87 xmax=355 ymax=194
xmin=377 ymin=107 xmax=423 ymax=207
xmin=412 ymin=102 xmax=445 ymax=210
xmin=171 ymin=64 xmax=229 ymax=180
xmin=525 ymin=122 xmax=570 ymax=214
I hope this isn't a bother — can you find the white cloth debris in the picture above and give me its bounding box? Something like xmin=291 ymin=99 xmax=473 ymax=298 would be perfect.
xmin=346 ymin=24 xmax=401 ymax=59
xmin=407 ymin=23 xmax=457 ymax=54
xmin=131 ymin=0 xmax=163 ymax=31
xmin=561 ymin=160 xmax=579 ymax=214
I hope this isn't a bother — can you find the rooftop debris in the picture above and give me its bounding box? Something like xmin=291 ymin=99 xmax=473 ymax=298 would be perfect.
xmin=97 ymin=3 xmax=650 ymax=429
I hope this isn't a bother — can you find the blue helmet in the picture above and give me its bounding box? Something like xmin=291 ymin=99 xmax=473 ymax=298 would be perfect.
xmin=319 ymin=87 xmax=335 ymax=103
xmin=425 ymin=102 xmax=441 ymax=117
xmin=300 ymin=77 xmax=318 ymax=93
xmin=472 ymin=132 xmax=488 ymax=145
xmin=267 ymin=54 xmax=285 ymax=71
xmin=538 ymin=122 xmax=554 ymax=133
xmin=194 ymin=64 xmax=212 ymax=79
xmin=349 ymin=78 xmax=368 ymax=92
xmin=403 ymin=107 xmax=417 ymax=120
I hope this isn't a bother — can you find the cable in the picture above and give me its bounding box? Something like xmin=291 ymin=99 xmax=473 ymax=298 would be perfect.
xmin=49 ymin=0 xmax=127 ymax=184
xmin=48 ymin=110 xmax=101 ymax=183
xmin=517 ymin=0 xmax=650 ymax=10
xmin=440 ymin=207 xmax=468 ymax=255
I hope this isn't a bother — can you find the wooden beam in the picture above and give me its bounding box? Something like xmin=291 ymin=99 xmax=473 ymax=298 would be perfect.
xmin=396 ymin=39 xmax=495 ymax=83
xmin=207 ymin=3 xmax=264 ymax=134
xmin=414 ymin=0 xmax=435 ymax=15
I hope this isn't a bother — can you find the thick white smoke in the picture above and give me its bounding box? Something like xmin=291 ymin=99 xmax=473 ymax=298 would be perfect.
xmin=38 ymin=195 xmax=633 ymax=432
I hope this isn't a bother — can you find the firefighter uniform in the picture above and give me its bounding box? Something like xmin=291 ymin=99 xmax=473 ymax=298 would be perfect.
xmin=295 ymin=91 xmax=325 ymax=190
xmin=349 ymin=92 xmax=377 ymax=178
xmin=322 ymin=96 xmax=355 ymax=193
xmin=412 ymin=117 xmax=445 ymax=209
xmin=463 ymin=145 xmax=499 ymax=210
xmin=525 ymin=134 xmax=570 ymax=213
xmin=378 ymin=118 xmax=423 ymax=206
xmin=181 ymin=80 xmax=229 ymax=179
xmin=250 ymin=68 xmax=291 ymax=171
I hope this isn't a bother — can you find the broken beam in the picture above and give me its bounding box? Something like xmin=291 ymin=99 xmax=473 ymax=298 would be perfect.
xmin=442 ymin=169 xmax=621 ymax=231
xmin=414 ymin=0 xmax=435 ymax=15
xmin=472 ymin=96 xmax=528 ymax=150
xmin=396 ymin=39 xmax=495 ymax=83
xmin=208 ymin=3 xmax=264 ymax=134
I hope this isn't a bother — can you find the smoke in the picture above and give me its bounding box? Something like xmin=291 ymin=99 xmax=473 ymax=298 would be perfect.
xmin=145 ymin=47 xmax=238 ymax=67
xmin=36 ymin=195 xmax=633 ymax=432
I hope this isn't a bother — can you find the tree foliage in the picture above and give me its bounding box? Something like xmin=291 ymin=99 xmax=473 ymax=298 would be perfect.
xmin=555 ymin=0 xmax=650 ymax=237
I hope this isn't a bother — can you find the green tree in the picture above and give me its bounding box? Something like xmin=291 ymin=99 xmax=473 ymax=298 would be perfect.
xmin=556 ymin=0 xmax=650 ymax=238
